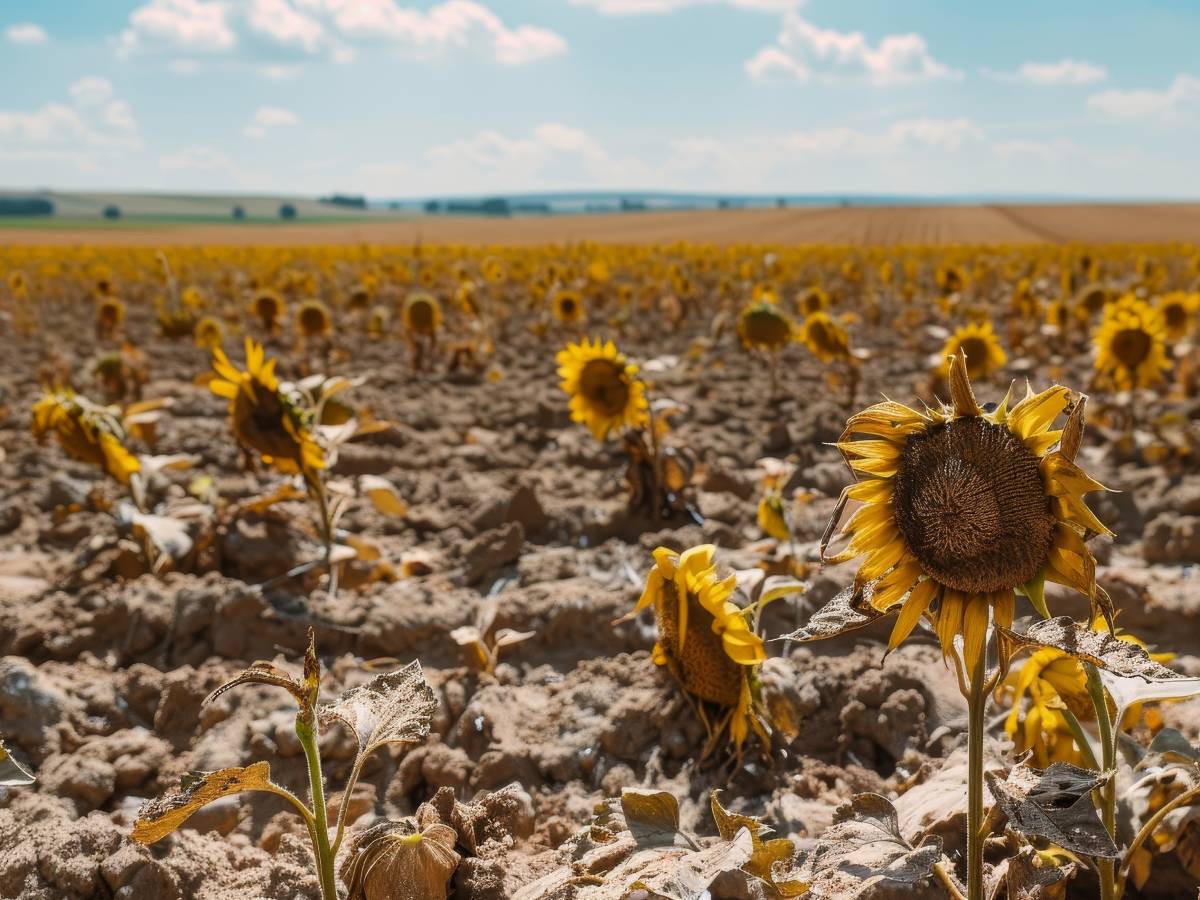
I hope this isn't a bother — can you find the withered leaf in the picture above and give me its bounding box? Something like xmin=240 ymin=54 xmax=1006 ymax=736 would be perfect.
xmin=995 ymin=617 xmax=1178 ymax=682
xmin=777 ymin=583 xmax=884 ymax=643
xmin=711 ymin=790 xmax=804 ymax=896
xmin=1098 ymin=668 xmax=1200 ymax=724
xmin=985 ymin=762 xmax=1119 ymax=859
xmin=620 ymin=788 xmax=684 ymax=849
xmin=340 ymin=819 xmax=460 ymax=900
xmin=1139 ymin=728 xmax=1200 ymax=770
xmin=799 ymin=792 xmax=940 ymax=898
xmin=132 ymin=761 xmax=281 ymax=843
xmin=321 ymin=659 xmax=437 ymax=757
xmin=205 ymin=628 xmax=320 ymax=713
xmin=624 ymin=828 xmax=754 ymax=900
xmin=994 ymin=846 xmax=1078 ymax=900
xmin=0 ymin=738 xmax=34 ymax=787
xmin=360 ymin=475 xmax=408 ymax=518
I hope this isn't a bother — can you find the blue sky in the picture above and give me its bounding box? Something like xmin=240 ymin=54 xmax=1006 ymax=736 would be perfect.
xmin=1 ymin=0 xmax=1198 ymax=197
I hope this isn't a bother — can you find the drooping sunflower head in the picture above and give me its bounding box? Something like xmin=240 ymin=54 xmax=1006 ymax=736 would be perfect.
xmin=634 ymin=544 xmax=767 ymax=747
xmin=251 ymin=290 xmax=286 ymax=331
xmin=936 ymin=264 xmax=968 ymax=296
xmin=96 ymin=297 xmax=126 ymax=333
xmin=367 ymin=305 xmax=389 ymax=338
xmin=552 ymin=289 xmax=585 ymax=325
xmin=737 ymin=302 xmax=794 ymax=351
xmin=1093 ymin=294 xmax=1172 ymax=390
xmin=797 ymin=286 xmax=831 ymax=317
xmin=194 ymin=316 xmax=223 ymax=349
xmin=555 ymin=337 xmax=648 ymax=441
xmin=938 ymin=320 xmax=1007 ymax=381
xmin=346 ymin=284 xmax=372 ymax=313
xmin=403 ymin=292 xmax=442 ymax=336
xmin=1155 ymin=291 xmax=1199 ymax=342
xmin=1074 ymin=283 xmax=1114 ymax=321
xmin=31 ymin=390 xmax=140 ymax=484
xmin=829 ymin=354 xmax=1110 ymax=676
xmin=296 ymin=299 xmax=333 ymax=338
xmin=209 ymin=338 xmax=324 ymax=474
xmin=800 ymin=311 xmax=851 ymax=363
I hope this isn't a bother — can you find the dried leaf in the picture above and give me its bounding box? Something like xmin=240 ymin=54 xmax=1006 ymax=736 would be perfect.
xmin=710 ymin=790 xmax=802 ymax=894
xmin=340 ymin=819 xmax=460 ymax=900
xmin=321 ymin=659 xmax=437 ymax=758
xmin=778 ymin=584 xmax=884 ymax=643
xmin=132 ymin=761 xmax=280 ymax=843
xmin=996 ymin=617 xmax=1180 ymax=682
xmin=985 ymin=762 xmax=1119 ymax=859
xmin=361 ymin=475 xmax=408 ymax=517
xmin=757 ymin=576 xmax=806 ymax=608
xmin=122 ymin=507 xmax=194 ymax=565
xmin=620 ymin=789 xmax=683 ymax=849
xmin=0 ymin=738 xmax=34 ymax=787
xmin=1098 ymin=669 xmax=1200 ymax=725
xmin=625 ymin=828 xmax=754 ymax=900
xmin=205 ymin=628 xmax=320 ymax=713
xmin=799 ymin=792 xmax=940 ymax=898
xmin=494 ymin=628 xmax=536 ymax=649
xmin=997 ymin=846 xmax=1078 ymax=900
xmin=1139 ymin=729 xmax=1200 ymax=770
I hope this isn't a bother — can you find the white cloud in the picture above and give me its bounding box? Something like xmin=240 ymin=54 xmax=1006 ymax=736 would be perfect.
xmin=746 ymin=12 xmax=960 ymax=86
xmin=117 ymin=0 xmax=565 ymax=65
xmin=571 ymin=0 xmax=797 ymax=13
xmin=244 ymin=105 xmax=301 ymax=138
xmin=68 ymin=76 xmax=115 ymax=108
xmin=0 ymin=79 xmax=141 ymax=167
xmin=1087 ymin=74 xmax=1200 ymax=119
xmin=260 ymin=64 xmax=303 ymax=80
xmin=984 ymin=59 xmax=1107 ymax=86
xmin=5 ymin=23 xmax=48 ymax=45
xmin=159 ymin=145 xmax=231 ymax=170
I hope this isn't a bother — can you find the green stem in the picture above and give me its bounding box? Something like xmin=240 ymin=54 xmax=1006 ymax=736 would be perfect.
xmin=330 ymin=755 xmax=366 ymax=858
xmin=1084 ymin=663 xmax=1117 ymax=900
xmin=1059 ymin=703 xmax=1101 ymax=772
xmin=297 ymin=718 xmax=338 ymax=900
xmin=966 ymin=650 xmax=988 ymax=900
xmin=1116 ymin=783 xmax=1200 ymax=900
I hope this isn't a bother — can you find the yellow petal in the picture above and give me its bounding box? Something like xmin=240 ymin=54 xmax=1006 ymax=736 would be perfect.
xmin=961 ymin=598 xmax=990 ymax=678
xmin=887 ymin=578 xmax=937 ymax=652
xmin=936 ymin=591 xmax=964 ymax=660
xmin=1008 ymin=385 xmax=1070 ymax=440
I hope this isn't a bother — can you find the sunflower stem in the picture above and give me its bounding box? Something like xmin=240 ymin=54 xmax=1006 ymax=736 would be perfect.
xmin=1058 ymin=703 xmax=1101 ymax=772
xmin=296 ymin=716 xmax=338 ymax=900
xmin=1084 ymin=662 xmax=1117 ymax=900
xmin=966 ymin=648 xmax=988 ymax=900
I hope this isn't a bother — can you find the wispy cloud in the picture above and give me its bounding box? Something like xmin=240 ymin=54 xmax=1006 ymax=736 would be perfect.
xmin=571 ymin=0 xmax=797 ymax=14
xmin=1087 ymin=73 xmax=1200 ymax=119
xmin=984 ymin=59 xmax=1107 ymax=86
xmin=5 ymin=23 xmax=48 ymax=45
xmin=244 ymin=105 xmax=300 ymax=138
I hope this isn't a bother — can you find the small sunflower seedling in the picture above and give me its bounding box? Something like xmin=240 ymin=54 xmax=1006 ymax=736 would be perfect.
xmin=449 ymin=597 xmax=535 ymax=674
xmin=133 ymin=629 xmax=438 ymax=900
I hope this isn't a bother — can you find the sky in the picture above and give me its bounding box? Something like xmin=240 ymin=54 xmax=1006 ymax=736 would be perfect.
xmin=1 ymin=0 xmax=1199 ymax=198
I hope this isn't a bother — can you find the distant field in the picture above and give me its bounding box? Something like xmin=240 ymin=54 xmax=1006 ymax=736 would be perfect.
xmin=4 ymin=203 xmax=1200 ymax=246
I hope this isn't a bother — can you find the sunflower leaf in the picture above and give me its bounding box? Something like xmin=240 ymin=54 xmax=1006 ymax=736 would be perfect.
xmin=995 ymin=616 xmax=1179 ymax=683
xmin=320 ymin=659 xmax=437 ymax=761
xmin=620 ymin=789 xmax=682 ymax=849
xmin=132 ymin=761 xmax=281 ymax=843
xmin=985 ymin=762 xmax=1119 ymax=859
xmin=777 ymin=583 xmax=884 ymax=643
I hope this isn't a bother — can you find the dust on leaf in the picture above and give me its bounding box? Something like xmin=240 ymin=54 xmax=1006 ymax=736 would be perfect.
xmin=204 ymin=627 xmax=320 ymax=712
xmin=320 ymin=659 xmax=437 ymax=757
xmin=131 ymin=761 xmax=280 ymax=843
xmin=996 ymin=617 xmax=1179 ymax=681
xmin=777 ymin=583 xmax=884 ymax=643
xmin=985 ymin=762 xmax=1119 ymax=859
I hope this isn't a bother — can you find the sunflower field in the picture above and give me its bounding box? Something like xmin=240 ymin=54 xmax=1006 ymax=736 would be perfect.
xmin=1 ymin=238 xmax=1200 ymax=900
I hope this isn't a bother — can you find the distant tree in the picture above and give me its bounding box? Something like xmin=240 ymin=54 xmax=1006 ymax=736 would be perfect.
xmin=318 ymin=194 xmax=367 ymax=209
xmin=103 ymin=205 xmax=121 ymax=220
xmin=279 ymin=203 xmax=297 ymax=220
xmin=776 ymin=197 xmax=787 ymax=209
xmin=424 ymin=200 xmax=442 ymax=214
xmin=232 ymin=205 xmax=246 ymax=220
xmin=0 ymin=197 xmax=54 ymax=216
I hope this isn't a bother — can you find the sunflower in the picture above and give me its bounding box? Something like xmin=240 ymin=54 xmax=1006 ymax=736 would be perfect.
xmin=936 ymin=264 xmax=968 ymax=296
xmin=799 ymin=311 xmax=851 ymax=363
xmin=1074 ymin=283 xmax=1113 ymax=322
xmin=633 ymin=545 xmax=768 ymax=749
xmin=827 ymin=353 xmax=1110 ymax=679
xmin=209 ymin=338 xmax=324 ymax=474
xmin=737 ymin=302 xmax=794 ymax=351
xmin=31 ymin=390 xmax=140 ymax=484
xmin=999 ymin=618 xmax=1172 ymax=768
xmin=194 ymin=316 xmax=223 ymax=349
xmin=1093 ymin=295 xmax=1172 ymax=390
xmin=1155 ymin=291 xmax=1199 ymax=342
xmin=556 ymin=338 xmax=648 ymax=441
xmin=345 ymin=284 xmax=372 ymax=313
xmin=251 ymin=290 xmax=286 ymax=332
xmin=296 ymin=299 xmax=333 ymax=338
xmin=96 ymin=297 xmax=126 ymax=339
xmin=938 ymin=320 xmax=1007 ymax=381
xmin=552 ymin=289 xmax=585 ymax=325
xmin=402 ymin=292 xmax=442 ymax=336
xmin=797 ymin=286 xmax=831 ymax=317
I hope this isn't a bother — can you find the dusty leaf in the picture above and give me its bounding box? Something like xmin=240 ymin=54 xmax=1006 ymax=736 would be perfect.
xmin=132 ymin=761 xmax=279 ymax=843
xmin=985 ymin=762 xmax=1119 ymax=859
xmin=777 ymin=583 xmax=884 ymax=643
xmin=620 ymin=789 xmax=684 ymax=849
xmin=624 ymin=828 xmax=755 ymax=900
xmin=361 ymin=475 xmax=408 ymax=517
xmin=321 ymin=659 xmax=437 ymax=757
xmin=1139 ymin=728 xmax=1200 ymax=770
xmin=494 ymin=628 xmax=536 ymax=649
xmin=1098 ymin=669 xmax=1200 ymax=724
xmin=996 ymin=617 xmax=1179 ymax=681
xmin=710 ymin=790 xmax=802 ymax=895
xmin=992 ymin=846 xmax=1078 ymax=900
xmin=799 ymin=792 xmax=940 ymax=898
xmin=340 ymin=819 xmax=460 ymax=900
xmin=205 ymin=628 xmax=319 ymax=712
xmin=0 ymin=738 xmax=34 ymax=787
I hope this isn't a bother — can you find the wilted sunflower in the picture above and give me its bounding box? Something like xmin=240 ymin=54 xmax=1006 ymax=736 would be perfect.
xmin=1074 ymin=283 xmax=1114 ymax=322
xmin=556 ymin=337 xmax=648 ymax=440
xmin=251 ymin=290 xmax=286 ymax=333
xmin=633 ymin=545 xmax=768 ymax=749
xmin=209 ymin=338 xmax=324 ymax=474
xmin=938 ymin=320 xmax=1007 ymax=381
xmin=737 ymin=302 xmax=794 ymax=351
xmin=828 ymin=353 xmax=1109 ymax=679
xmin=194 ymin=316 xmax=223 ymax=349
xmin=799 ymin=311 xmax=851 ymax=363
xmin=999 ymin=618 xmax=1172 ymax=768
xmin=1093 ymin=295 xmax=1172 ymax=390
xmin=552 ymin=289 xmax=585 ymax=325
xmin=31 ymin=390 xmax=140 ymax=484
xmin=96 ymin=297 xmax=126 ymax=339
xmin=296 ymin=299 xmax=333 ymax=339
xmin=1155 ymin=291 xmax=1199 ymax=342
xmin=936 ymin=263 xmax=968 ymax=296
xmin=403 ymin=292 xmax=442 ymax=336
xmin=797 ymin=286 xmax=831 ymax=317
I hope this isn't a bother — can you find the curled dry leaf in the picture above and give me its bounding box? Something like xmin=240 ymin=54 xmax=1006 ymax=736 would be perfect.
xmin=360 ymin=474 xmax=408 ymax=517
xmin=117 ymin=504 xmax=194 ymax=567
xmin=340 ymin=819 xmax=460 ymax=900
xmin=619 ymin=789 xmax=685 ymax=850
xmin=988 ymin=846 xmax=1078 ymax=900
xmin=204 ymin=627 xmax=320 ymax=714
xmin=0 ymin=738 xmax=35 ymax=787
xmin=710 ymin=790 xmax=805 ymax=896
xmin=131 ymin=761 xmax=283 ymax=843
xmin=985 ymin=762 xmax=1119 ymax=859
xmin=1098 ymin=669 xmax=1200 ymax=724
xmin=995 ymin=617 xmax=1179 ymax=682
xmin=777 ymin=583 xmax=883 ymax=643
xmin=798 ymin=792 xmax=941 ymax=899
xmin=320 ymin=659 xmax=437 ymax=757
